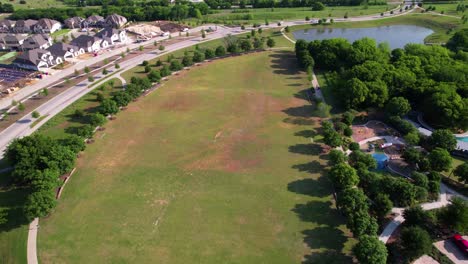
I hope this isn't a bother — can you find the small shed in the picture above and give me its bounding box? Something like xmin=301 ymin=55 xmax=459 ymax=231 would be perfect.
xmin=372 ymin=153 xmax=389 ymax=169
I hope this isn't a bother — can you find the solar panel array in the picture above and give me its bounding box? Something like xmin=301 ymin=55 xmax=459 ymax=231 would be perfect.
xmin=0 ymin=67 xmax=32 ymax=84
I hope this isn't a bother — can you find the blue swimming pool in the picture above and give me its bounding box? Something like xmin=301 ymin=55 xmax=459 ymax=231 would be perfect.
xmin=457 ymin=137 xmax=468 ymax=142
xmin=372 ymin=153 xmax=389 ymax=170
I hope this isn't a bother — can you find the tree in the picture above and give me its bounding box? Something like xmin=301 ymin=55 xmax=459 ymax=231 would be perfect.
xmin=155 ymin=59 xmax=163 ymax=67
xmin=139 ymin=45 xmax=144 ymax=51
xmin=439 ymin=197 xmax=468 ymax=232
xmin=84 ymin=66 xmax=90 ymax=74
xmin=170 ymin=60 xmax=183 ymax=71
xmin=201 ymin=29 xmax=206 ymax=38
xmin=115 ymin=63 xmax=120 ymax=69
xmin=88 ymin=76 xmax=94 ymax=82
xmin=411 ymin=172 xmax=429 ymax=189
xmin=347 ymin=211 xmax=378 ymax=237
xmin=342 ymin=111 xmax=354 ymax=125
xmin=96 ymin=92 xmax=105 ymax=102
xmin=76 ymin=124 xmax=94 ymax=139
xmin=353 ymin=235 xmax=388 ymax=264
xmin=403 ymin=206 xmax=432 ymax=227
xmin=90 ymin=113 xmax=107 ymax=127
xmin=429 ymin=129 xmax=457 ymax=151
xmin=240 ymin=39 xmax=252 ymax=51
xmin=159 ymin=45 xmax=165 ymax=51
xmin=385 ymin=97 xmax=410 ymax=117
xmin=312 ymin=1 xmax=325 ymax=11
xmin=328 ymin=149 xmax=347 ymax=165
xmin=18 ymin=102 xmax=25 ymax=111
xmin=337 ymin=188 xmax=369 ymax=216
xmin=323 ymin=130 xmax=342 ymax=147
xmin=112 ymin=91 xmax=132 ymax=107
xmin=447 ymin=29 xmax=468 ymax=52
xmin=60 ymin=135 xmax=85 ymax=154
xmin=144 ymin=65 xmax=152 ymax=73
xmin=31 ymin=111 xmax=40 ymax=118
xmin=42 ymin=88 xmax=49 ymax=97
xmin=400 ymin=226 xmax=432 ymax=260
xmin=29 ymin=168 xmax=61 ymax=192
xmin=328 ymin=163 xmax=359 ymax=189
xmin=182 ymin=54 xmax=194 ymax=67
xmin=148 ymin=70 xmax=161 ymax=83
xmin=402 ymin=147 xmax=421 ymax=166
xmin=99 ymin=99 xmax=119 ymax=115
xmin=349 ymin=151 xmax=377 ymax=170
xmin=266 ymin=38 xmax=275 ymax=48
xmin=142 ymin=60 xmax=149 ymax=67
xmin=372 ymin=194 xmax=393 ymax=220
xmin=160 ymin=65 xmax=171 ymax=77
xmin=23 ymin=190 xmax=57 ymax=221
xmin=102 ymin=68 xmax=108 ymax=75
xmin=404 ymin=131 xmax=420 ymax=146
xmin=428 ymin=148 xmax=452 ymax=172
xmin=205 ymin=48 xmax=215 ymax=59
xmin=215 ymin=45 xmax=226 ymax=56
xmin=454 ymin=162 xmax=468 ymax=183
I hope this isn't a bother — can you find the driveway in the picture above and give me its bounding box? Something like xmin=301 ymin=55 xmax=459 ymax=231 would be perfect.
xmin=434 ymin=239 xmax=468 ymax=264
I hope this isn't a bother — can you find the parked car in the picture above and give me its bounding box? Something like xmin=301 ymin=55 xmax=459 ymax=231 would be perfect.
xmin=452 ymin=234 xmax=468 ymax=255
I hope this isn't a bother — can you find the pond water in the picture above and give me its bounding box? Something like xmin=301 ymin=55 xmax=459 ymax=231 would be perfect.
xmin=292 ymin=25 xmax=434 ymax=49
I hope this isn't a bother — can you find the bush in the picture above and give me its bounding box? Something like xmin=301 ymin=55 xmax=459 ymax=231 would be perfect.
xmin=170 ymin=60 xmax=183 ymax=71
xmin=31 ymin=111 xmax=40 ymax=118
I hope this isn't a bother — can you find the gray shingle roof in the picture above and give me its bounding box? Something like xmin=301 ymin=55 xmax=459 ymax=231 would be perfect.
xmin=47 ymin=42 xmax=79 ymax=57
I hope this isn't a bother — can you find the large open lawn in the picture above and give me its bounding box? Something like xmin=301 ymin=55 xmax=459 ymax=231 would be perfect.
xmin=38 ymin=51 xmax=354 ymax=263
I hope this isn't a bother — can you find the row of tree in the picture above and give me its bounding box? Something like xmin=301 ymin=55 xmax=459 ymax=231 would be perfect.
xmin=295 ymin=33 xmax=468 ymax=130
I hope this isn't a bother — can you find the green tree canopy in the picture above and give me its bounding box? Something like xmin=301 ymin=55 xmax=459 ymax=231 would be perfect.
xmin=353 ymin=235 xmax=388 ymax=264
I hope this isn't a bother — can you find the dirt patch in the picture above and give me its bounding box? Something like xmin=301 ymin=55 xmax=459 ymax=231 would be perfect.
xmin=185 ymin=91 xmax=292 ymax=173
xmin=159 ymin=90 xmax=198 ymax=112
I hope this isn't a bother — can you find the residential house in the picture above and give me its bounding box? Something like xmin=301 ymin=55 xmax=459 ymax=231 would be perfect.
xmin=103 ymin=14 xmax=127 ymax=28
xmin=13 ymin=19 xmax=38 ymax=33
xmin=0 ymin=20 xmax=15 ymax=33
xmin=22 ymin=34 xmax=52 ymax=50
xmin=3 ymin=34 xmax=28 ymax=50
xmin=64 ymin=16 xmax=84 ymax=29
xmin=96 ymin=27 xmax=127 ymax=45
xmin=70 ymin=35 xmax=103 ymax=53
xmin=84 ymin=15 xmax=104 ymax=28
xmin=33 ymin=18 xmax=62 ymax=34
xmin=47 ymin=42 xmax=84 ymax=60
xmin=13 ymin=49 xmax=53 ymax=70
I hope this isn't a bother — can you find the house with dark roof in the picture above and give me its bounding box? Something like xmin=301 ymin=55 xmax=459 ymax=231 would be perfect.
xmin=13 ymin=49 xmax=53 ymax=70
xmin=3 ymin=34 xmax=28 ymax=50
xmin=33 ymin=18 xmax=62 ymax=34
xmin=96 ymin=27 xmax=128 ymax=45
xmin=64 ymin=16 xmax=85 ymax=29
xmin=13 ymin=19 xmax=38 ymax=33
xmin=0 ymin=20 xmax=15 ymax=33
xmin=103 ymin=14 xmax=127 ymax=28
xmin=84 ymin=15 xmax=105 ymax=28
xmin=70 ymin=35 xmax=104 ymax=53
xmin=47 ymin=42 xmax=84 ymax=60
xmin=22 ymin=34 xmax=52 ymax=50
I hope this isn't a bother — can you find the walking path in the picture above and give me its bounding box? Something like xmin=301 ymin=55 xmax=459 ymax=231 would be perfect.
xmin=27 ymin=218 xmax=39 ymax=264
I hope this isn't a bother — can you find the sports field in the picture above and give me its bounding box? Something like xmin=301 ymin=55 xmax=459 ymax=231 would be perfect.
xmin=38 ymin=51 xmax=354 ymax=263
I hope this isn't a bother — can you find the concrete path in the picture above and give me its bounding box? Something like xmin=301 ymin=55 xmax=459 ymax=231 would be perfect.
xmin=358 ymin=135 xmax=406 ymax=146
xmin=27 ymin=218 xmax=39 ymax=264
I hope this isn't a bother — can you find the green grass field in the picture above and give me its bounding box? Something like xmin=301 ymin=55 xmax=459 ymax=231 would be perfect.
xmin=424 ymin=2 xmax=466 ymax=16
xmin=0 ymin=0 xmax=66 ymax=9
xmin=201 ymin=5 xmax=398 ymax=24
xmin=287 ymin=13 xmax=466 ymax=43
xmin=38 ymin=51 xmax=354 ymax=263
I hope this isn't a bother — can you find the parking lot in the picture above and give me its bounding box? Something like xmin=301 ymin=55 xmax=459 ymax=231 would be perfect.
xmin=434 ymin=239 xmax=468 ymax=264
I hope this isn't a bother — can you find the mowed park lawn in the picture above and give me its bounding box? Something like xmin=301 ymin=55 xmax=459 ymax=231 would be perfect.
xmin=38 ymin=51 xmax=354 ymax=263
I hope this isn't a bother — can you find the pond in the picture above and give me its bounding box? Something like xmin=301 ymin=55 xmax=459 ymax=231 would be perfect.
xmin=292 ymin=25 xmax=434 ymax=49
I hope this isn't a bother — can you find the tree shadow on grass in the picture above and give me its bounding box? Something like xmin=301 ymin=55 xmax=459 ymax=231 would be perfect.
xmin=283 ymin=117 xmax=315 ymax=126
xmin=288 ymin=143 xmax=323 ymax=155
xmin=269 ymin=51 xmax=302 ymax=75
xmin=287 ymin=177 xmax=331 ymax=198
xmin=282 ymin=105 xmax=315 ymax=118
xmin=0 ymin=173 xmax=29 ymax=232
xmin=292 ymin=201 xmax=352 ymax=264
xmin=294 ymin=130 xmax=317 ymax=138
